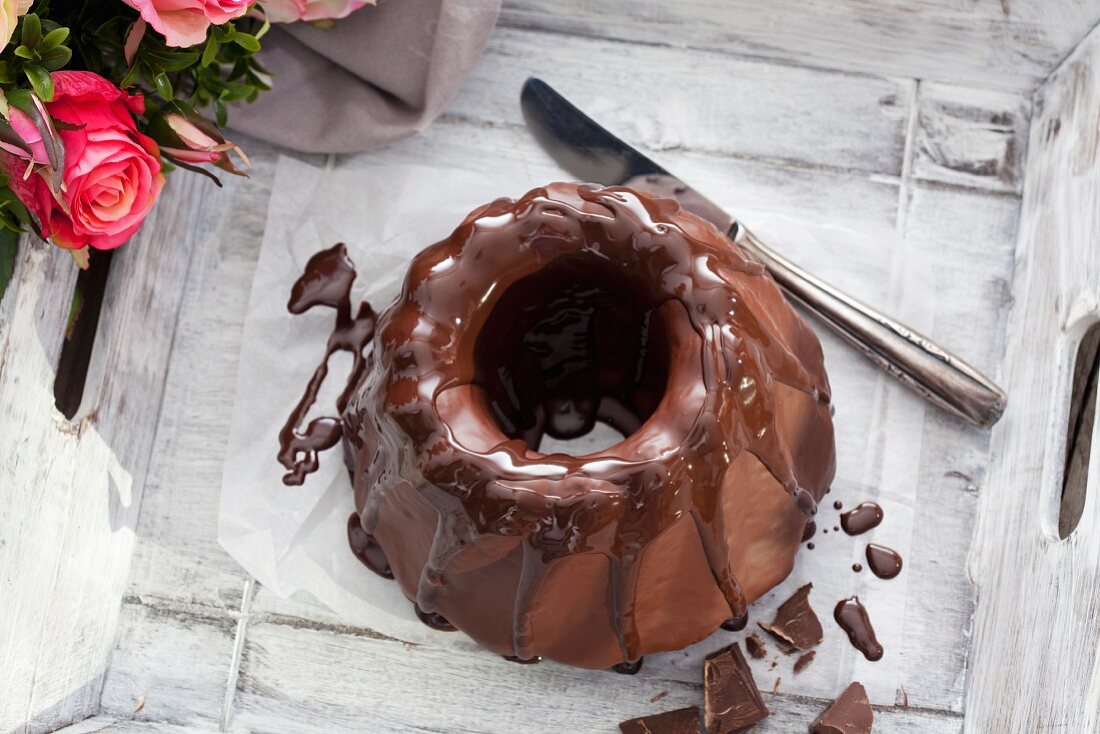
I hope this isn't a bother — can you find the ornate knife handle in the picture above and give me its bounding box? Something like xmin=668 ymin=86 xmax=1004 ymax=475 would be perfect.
xmin=730 ymin=223 xmax=1007 ymax=429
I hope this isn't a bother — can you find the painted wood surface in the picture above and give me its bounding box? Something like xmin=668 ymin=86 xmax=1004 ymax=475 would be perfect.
xmin=966 ymin=21 xmax=1100 ymax=734
xmin=0 ymin=168 xmax=230 ymax=732
xmin=90 ymin=18 xmax=1029 ymax=733
xmin=497 ymin=0 xmax=1100 ymax=94
xmin=7 ymin=6 xmax=1088 ymax=732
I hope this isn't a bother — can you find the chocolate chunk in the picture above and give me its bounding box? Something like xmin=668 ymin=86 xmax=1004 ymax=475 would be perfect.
xmin=745 ymin=633 xmax=767 ymax=659
xmin=619 ymin=707 xmax=700 ymax=734
xmin=810 ymin=682 xmax=873 ymax=734
xmin=758 ymin=583 xmax=823 ymax=652
xmin=704 ymin=643 xmax=768 ymax=733
xmin=793 ymin=650 xmax=816 ymax=674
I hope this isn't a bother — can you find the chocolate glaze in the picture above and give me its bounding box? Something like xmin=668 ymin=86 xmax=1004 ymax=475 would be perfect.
xmin=802 ymin=520 xmax=817 ymax=542
xmin=278 ymin=244 xmax=377 ymax=486
xmin=414 ymin=603 xmax=457 ymax=631
xmin=322 ymin=183 xmax=835 ymax=669
xmin=611 ymin=658 xmax=644 ymax=675
xmin=866 ymin=543 xmax=903 ymax=579
xmin=834 ymin=597 xmax=883 ymax=661
xmin=502 ymin=654 xmax=541 ymax=665
xmin=840 ymin=502 xmax=883 ymax=536
xmin=721 ymin=613 xmax=749 ymax=632
xmin=347 ymin=512 xmax=393 ymax=579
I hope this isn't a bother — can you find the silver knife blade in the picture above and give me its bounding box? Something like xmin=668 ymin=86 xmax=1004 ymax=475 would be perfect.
xmin=520 ymin=78 xmax=736 ymax=234
xmin=519 ymin=77 xmax=1008 ymax=428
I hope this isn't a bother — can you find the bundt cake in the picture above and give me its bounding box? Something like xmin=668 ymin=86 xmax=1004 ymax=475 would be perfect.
xmin=283 ymin=182 xmax=835 ymax=670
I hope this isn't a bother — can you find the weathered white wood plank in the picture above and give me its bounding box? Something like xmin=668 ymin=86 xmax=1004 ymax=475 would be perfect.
xmin=914 ymin=83 xmax=1031 ymax=194
xmin=453 ymin=26 xmax=911 ymax=175
xmin=0 ymin=154 xmax=232 ymax=730
xmin=233 ymin=620 xmax=963 ymax=734
xmin=55 ymin=715 xmax=212 ymax=734
xmin=966 ymin=22 xmax=1100 ymax=733
xmin=498 ymin=0 xmax=1100 ymax=93
xmin=450 ymin=26 xmax=1030 ymax=193
xmin=99 ymin=602 xmax=237 ymax=730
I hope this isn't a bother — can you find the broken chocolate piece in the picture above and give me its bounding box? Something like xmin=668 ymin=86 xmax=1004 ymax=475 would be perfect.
xmin=810 ymin=682 xmax=873 ymax=734
xmin=619 ymin=707 xmax=701 ymax=734
xmin=745 ymin=633 xmax=767 ymax=659
xmin=704 ymin=643 xmax=768 ymax=734
xmin=758 ymin=583 xmax=823 ymax=652
xmin=793 ymin=650 xmax=816 ymax=674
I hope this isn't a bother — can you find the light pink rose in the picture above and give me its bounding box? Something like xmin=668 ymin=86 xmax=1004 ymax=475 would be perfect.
xmin=123 ymin=0 xmax=251 ymax=48
xmin=260 ymin=0 xmax=373 ymax=23
xmin=1 ymin=72 xmax=165 ymax=251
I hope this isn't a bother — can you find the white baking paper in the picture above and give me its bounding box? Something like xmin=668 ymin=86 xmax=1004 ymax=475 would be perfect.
xmin=219 ymin=155 xmax=934 ymax=705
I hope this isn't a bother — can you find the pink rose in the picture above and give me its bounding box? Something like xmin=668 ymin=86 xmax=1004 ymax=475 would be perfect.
xmin=260 ymin=0 xmax=372 ymax=23
xmin=123 ymin=0 xmax=250 ymax=47
xmin=2 ymin=71 xmax=164 ymax=251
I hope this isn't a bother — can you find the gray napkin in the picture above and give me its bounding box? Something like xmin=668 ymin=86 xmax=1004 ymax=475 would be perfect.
xmin=231 ymin=0 xmax=500 ymax=154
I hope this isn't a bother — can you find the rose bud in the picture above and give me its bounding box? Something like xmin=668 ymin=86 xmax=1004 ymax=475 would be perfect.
xmin=147 ymin=103 xmax=249 ymax=177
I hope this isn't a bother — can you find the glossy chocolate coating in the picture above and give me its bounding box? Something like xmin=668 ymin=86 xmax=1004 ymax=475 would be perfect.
xmin=341 ymin=183 xmax=835 ymax=669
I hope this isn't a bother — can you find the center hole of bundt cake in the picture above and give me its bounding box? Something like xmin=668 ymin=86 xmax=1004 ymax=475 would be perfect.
xmin=473 ymin=254 xmax=671 ymax=455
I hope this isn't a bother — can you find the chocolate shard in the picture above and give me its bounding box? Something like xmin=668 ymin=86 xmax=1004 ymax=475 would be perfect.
xmin=810 ymin=682 xmax=873 ymax=734
xmin=758 ymin=583 xmax=823 ymax=652
xmin=704 ymin=643 xmax=769 ymax=734
xmin=793 ymin=650 xmax=816 ymax=674
xmin=745 ymin=632 xmax=767 ymax=659
xmin=619 ymin=706 xmax=701 ymax=734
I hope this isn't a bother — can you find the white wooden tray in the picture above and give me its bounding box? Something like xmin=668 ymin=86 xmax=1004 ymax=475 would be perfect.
xmin=2 ymin=3 xmax=1099 ymax=732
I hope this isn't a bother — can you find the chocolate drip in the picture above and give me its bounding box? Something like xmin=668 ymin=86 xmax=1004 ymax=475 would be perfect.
xmin=414 ymin=603 xmax=456 ymax=631
xmin=347 ymin=513 xmax=393 ymax=579
xmin=834 ymin=597 xmax=883 ymax=661
xmin=839 ymin=502 xmax=883 ymax=536
xmin=611 ymin=658 xmax=644 ymax=675
xmin=339 ymin=184 xmax=836 ymax=667
xmin=721 ymin=613 xmax=749 ymax=632
xmin=802 ymin=520 xmax=817 ymax=542
xmin=502 ymin=654 xmax=541 ymax=664
xmin=866 ymin=543 xmax=903 ymax=579
xmin=278 ymin=244 xmax=376 ymax=485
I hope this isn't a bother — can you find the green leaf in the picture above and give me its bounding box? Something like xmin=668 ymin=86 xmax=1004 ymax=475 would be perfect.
xmin=20 ymin=14 xmax=42 ymax=48
xmin=201 ymin=36 xmax=219 ymax=67
xmin=39 ymin=27 xmax=69 ymax=52
xmin=13 ymin=45 xmax=33 ymax=60
xmin=39 ymin=47 xmax=72 ymax=71
xmin=232 ymin=33 xmax=260 ymax=52
xmin=213 ymin=97 xmax=227 ymax=127
xmin=153 ymin=72 xmax=173 ymax=99
xmin=0 ymin=228 xmax=17 ymax=305
xmin=24 ymin=65 xmax=54 ymax=102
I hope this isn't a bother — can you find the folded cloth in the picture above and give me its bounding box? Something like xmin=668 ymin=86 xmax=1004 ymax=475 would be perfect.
xmin=231 ymin=0 xmax=500 ymax=153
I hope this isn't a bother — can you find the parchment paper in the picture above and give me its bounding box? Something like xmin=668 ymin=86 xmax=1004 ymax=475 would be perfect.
xmin=219 ymin=155 xmax=934 ymax=705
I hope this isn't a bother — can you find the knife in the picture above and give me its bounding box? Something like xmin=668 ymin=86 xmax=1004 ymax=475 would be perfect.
xmin=520 ymin=78 xmax=1007 ymax=429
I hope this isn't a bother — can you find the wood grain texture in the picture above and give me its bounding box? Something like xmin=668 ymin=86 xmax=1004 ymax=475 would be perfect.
xmin=914 ymin=83 xmax=1031 ymax=194
xmin=4 ymin=10 xmax=1051 ymax=733
xmin=230 ymin=621 xmax=964 ymax=734
xmin=498 ymin=0 xmax=1100 ymax=93
xmin=966 ymin=22 xmax=1100 ymax=733
xmin=0 ymin=157 xmax=217 ymax=731
xmin=104 ymin=29 xmax=1023 ymax=727
xmin=450 ymin=25 xmax=1030 ymax=193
